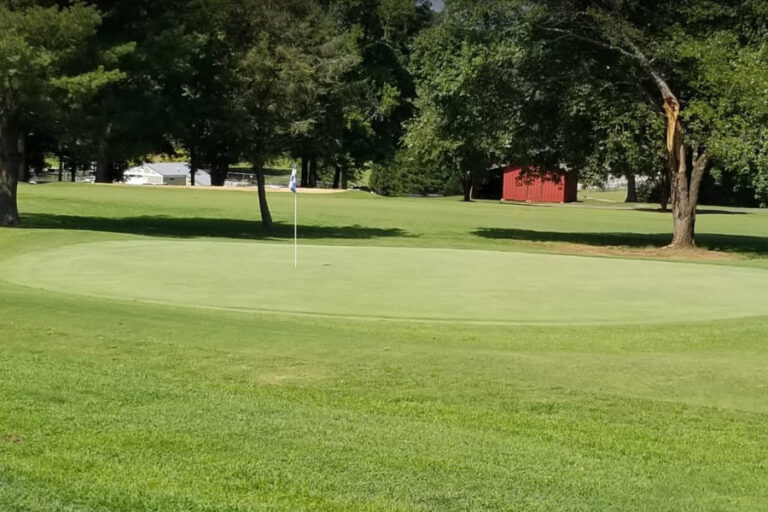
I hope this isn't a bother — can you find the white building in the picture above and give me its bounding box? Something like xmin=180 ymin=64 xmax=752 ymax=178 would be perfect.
xmin=123 ymin=163 xmax=211 ymax=186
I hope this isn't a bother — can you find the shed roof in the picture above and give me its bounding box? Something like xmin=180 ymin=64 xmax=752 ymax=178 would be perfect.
xmin=141 ymin=162 xmax=212 ymax=185
xmin=145 ymin=162 xmax=190 ymax=176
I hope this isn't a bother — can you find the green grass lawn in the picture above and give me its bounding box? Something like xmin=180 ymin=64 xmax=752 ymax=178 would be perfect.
xmin=2 ymin=183 xmax=768 ymax=511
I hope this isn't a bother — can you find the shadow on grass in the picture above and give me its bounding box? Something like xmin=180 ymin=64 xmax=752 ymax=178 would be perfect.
xmin=632 ymin=208 xmax=749 ymax=215
xmin=22 ymin=213 xmax=412 ymax=241
xmin=475 ymin=228 xmax=768 ymax=256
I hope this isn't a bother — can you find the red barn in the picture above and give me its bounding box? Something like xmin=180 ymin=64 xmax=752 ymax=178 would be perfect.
xmin=502 ymin=167 xmax=578 ymax=203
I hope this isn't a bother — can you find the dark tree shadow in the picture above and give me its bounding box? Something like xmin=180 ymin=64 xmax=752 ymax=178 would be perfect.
xmin=632 ymin=207 xmax=749 ymax=215
xmin=475 ymin=228 xmax=768 ymax=256
xmin=503 ymin=201 xmax=749 ymax=215
xmin=22 ymin=213 xmax=413 ymax=241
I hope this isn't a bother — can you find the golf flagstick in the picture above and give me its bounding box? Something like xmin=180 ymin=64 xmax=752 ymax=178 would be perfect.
xmin=290 ymin=164 xmax=298 ymax=268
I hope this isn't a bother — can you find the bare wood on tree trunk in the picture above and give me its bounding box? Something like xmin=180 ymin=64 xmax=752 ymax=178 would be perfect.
xmin=663 ymin=95 xmax=693 ymax=247
xmin=544 ymin=28 xmax=708 ymax=247
xmin=662 ymin=92 xmax=708 ymax=248
xmin=628 ymin=49 xmax=706 ymax=247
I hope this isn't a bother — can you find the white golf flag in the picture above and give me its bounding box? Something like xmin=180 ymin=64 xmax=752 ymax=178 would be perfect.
xmin=289 ymin=164 xmax=297 ymax=193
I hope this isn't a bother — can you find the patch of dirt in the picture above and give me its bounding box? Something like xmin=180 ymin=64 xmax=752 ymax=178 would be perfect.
xmin=4 ymin=433 xmax=23 ymax=443
xmin=255 ymin=370 xmax=328 ymax=385
xmin=266 ymin=187 xmax=348 ymax=194
xmin=96 ymin=183 xmax=349 ymax=194
xmin=549 ymin=243 xmax=737 ymax=261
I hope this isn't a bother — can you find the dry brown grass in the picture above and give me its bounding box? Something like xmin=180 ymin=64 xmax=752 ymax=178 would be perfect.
xmin=549 ymin=242 xmax=738 ymax=261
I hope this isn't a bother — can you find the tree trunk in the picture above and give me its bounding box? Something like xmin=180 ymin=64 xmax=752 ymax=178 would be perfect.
xmin=17 ymin=133 xmax=29 ymax=183
xmin=0 ymin=118 xmax=22 ymax=226
xmin=659 ymin=172 xmax=670 ymax=211
xmin=308 ymin=155 xmax=318 ymax=188
xmin=254 ymin=157 xmax=273 ymax=230
xmin=58 ymin=154 xmax=64 ymax=182
xmin=71 ymin=166 xmax=77 ymax=183
xmin=189 ymin=148 xmax=197 ymax=187
xmin=341 ymin=164 xmax=349 ymax=190
xmin=108 ymin=162 xmax=124 ymax=183
xmin=94 ymin=123 xmax=113 ymax=183
xmin=625 ymin=173 xmax=637 ymax=203
xmin=662 ymin=95 xmax=708 ymax=248
xmin=95 ymin=154 xmax=111 ymax=183
xmin=332 ymin=163 xmax=341 ymax=189
xmin=300 ymin=155 xmax=309 ymax=188
xmin=211 ymin=161 xmax=228 ymax=186
xmin=462 ymin=171 xmax=473 ymax=202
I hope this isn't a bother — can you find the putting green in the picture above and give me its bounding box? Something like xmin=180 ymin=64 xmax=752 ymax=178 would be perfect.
xmin=3 ymin=240 xmax=768 ymax=324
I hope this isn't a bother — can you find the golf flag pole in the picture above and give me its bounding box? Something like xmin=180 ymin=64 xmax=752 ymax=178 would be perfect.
xmin=290 ymin=163 xmax=298 ymax=268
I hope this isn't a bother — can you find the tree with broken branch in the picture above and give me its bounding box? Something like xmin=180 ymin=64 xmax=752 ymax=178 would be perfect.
xmin=539 ymin=0 xmax=768 ymax=247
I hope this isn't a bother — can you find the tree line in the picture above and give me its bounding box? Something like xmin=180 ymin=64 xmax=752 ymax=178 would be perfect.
xmin=0 ymin=0 xmax=432 ymax=229
xmin=392 ymin=0 xmax=768 ymax=247
xmin=1 ymin=0 xmax=767 ymax=247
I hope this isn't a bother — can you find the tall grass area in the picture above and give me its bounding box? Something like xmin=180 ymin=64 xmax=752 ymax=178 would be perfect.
xmin=1 ymin=183 xmax=768 ymax=511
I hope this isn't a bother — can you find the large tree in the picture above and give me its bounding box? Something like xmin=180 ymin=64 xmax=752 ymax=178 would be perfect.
xmin=77 ymin=0 xmax=201 ymax=184
xmin=412 ymin=0 xmax=768 ymax=246
xmin=231 ymin=0 xmax=359 ymax=228
xmin=281 ymin=0 xmax=361 ymax=189
xmin=538 ymin=0 xmax=768 ymax=247
xmin=579 ymin=97 xmax=667 ymax=204
xmin=306 ymin=0 xmax=432 ymax=188
xmin=159 ymin=0 xmax=241 ymax=187
xmin=405 ymin=0 xmax=527 ymax=201
xmin=0 ymin=2 xmax=121 ymax=226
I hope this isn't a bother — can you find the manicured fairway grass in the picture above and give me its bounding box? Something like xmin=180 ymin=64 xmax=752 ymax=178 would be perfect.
xmin=15 ymin=183 xmax=768 ymax=258
xmin=2 ymin=184 xmax=768 ymax=511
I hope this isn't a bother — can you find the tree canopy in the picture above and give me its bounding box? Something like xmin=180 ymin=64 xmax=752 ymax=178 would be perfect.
xmin=0 ymin=1 xmax=122 ymax=225
xmin=401 ymin=0 xmax=768 ymax=245
xmin=0 ymin=0 xmax=766 ymax=248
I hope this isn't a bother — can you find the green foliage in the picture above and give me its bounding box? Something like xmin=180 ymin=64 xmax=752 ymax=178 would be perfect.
xmin=405 ymin=0 xmax=531 ymax=190
xmin=0 ymin=3 xmax=113 ymax=119
xmin=682 ymin=33 xmax=768 ymax=204
xmin=537 ymin=0 xmax=768 ymax=200
xmin=581 ymin=100 xmax=667 ymax=186
xmin=0 ymin=2 xmax=125 ymax=224
xmin=327 ymin=0 xmax=433 ymax=167
xmin=369 ymin=148 xmax=448 ymax=196
xmin=226 ymin=0 xmax=361 ymax=167
xmin=3 ymin=0 xmax=768 ymax=215
xmin=404 ymin=0 xmax=768 ymax=211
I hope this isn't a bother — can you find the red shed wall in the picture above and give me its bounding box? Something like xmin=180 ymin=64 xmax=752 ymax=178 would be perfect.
xmin=502 ymin=167 xmax=576 ymax=203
